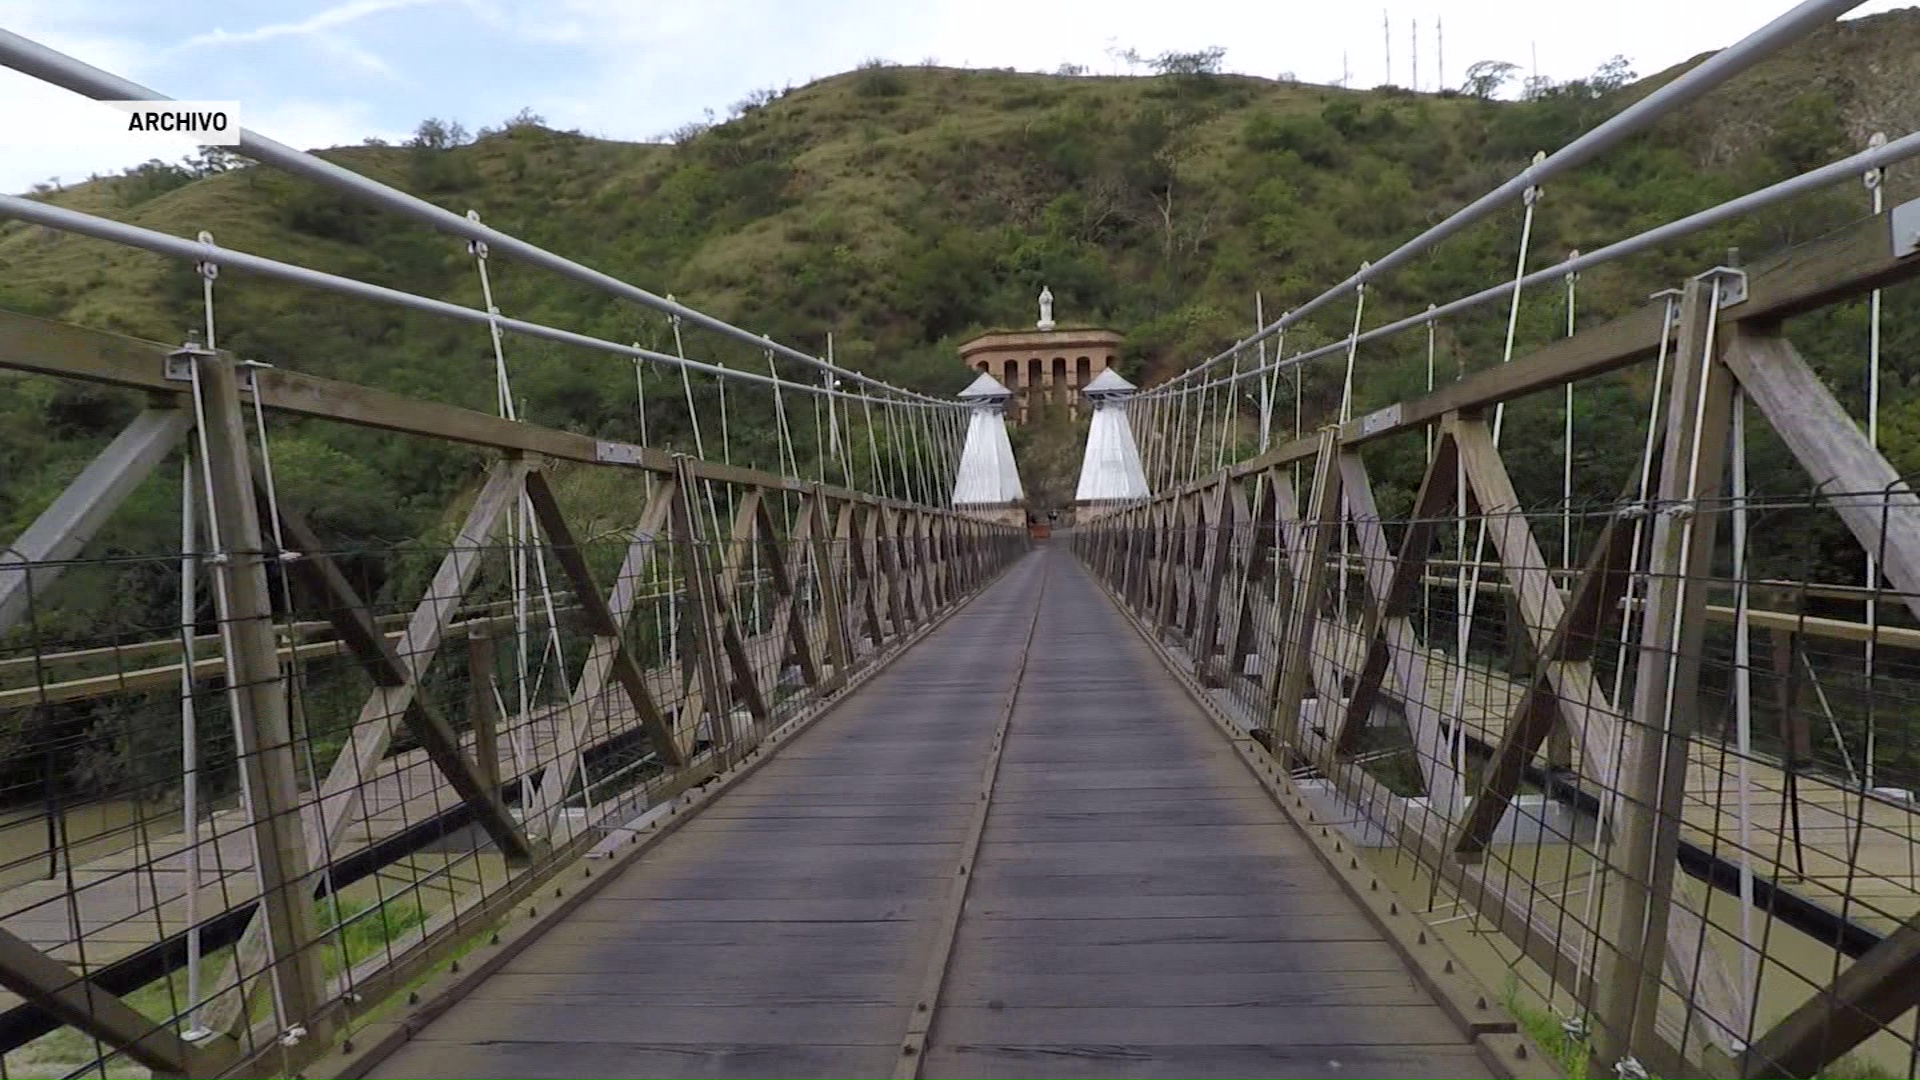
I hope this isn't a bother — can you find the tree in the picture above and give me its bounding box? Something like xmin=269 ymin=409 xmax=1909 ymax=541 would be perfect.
xmin=1591 ymin=55 xmax=1636 ymax=93
xmin=1150 ymin=46 xmax=1227 ymax=77
xmin=407 ymin=117 xmax=469 ymax=150
xmin=1464 ymin=60 xmax=1518 ymax=100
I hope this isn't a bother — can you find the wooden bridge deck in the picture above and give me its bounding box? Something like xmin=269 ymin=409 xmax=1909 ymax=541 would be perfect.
xmin=364 ymin=549 xmax=1500 ymax=1079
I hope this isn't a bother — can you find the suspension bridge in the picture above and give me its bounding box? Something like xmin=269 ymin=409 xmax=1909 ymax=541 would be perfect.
xmin=1 ymin=0 xmax=1920 ymax=1076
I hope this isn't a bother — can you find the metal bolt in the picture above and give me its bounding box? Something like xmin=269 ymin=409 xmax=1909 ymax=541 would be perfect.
xmin=1516 ymin=1043 xmax=1528 ymax=1060
xmin=1418 ymin=931 xmax=1426 ymax=945
xmin=450 ymin=960 xmax=460 ymax=973
xmin=407 ymin=991 xmax=420 ymax=1005
xmin=1444 ymin=959 xmax=1454 ymax=974
xmin=1476 ymin=996 xmax=1487 ymax=1010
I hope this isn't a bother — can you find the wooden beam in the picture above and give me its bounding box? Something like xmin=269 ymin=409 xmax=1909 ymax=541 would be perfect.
xmin=1722 ymin=329 xmax=1920 ymax=628
xmin=0 ymin=408 xmax=189 ymax=634
xmin=809 ymin=493 xmax=853 ymax=689
xmin=0 ymin=310 xmax=938 ymax=514
xmin=710 ymin=492 xmax=775 ymax=727
xmin=1742 ymin=912 xmax=1920 ymax=1079
xmin=0 ymin=927 xmax=220 ymax=1077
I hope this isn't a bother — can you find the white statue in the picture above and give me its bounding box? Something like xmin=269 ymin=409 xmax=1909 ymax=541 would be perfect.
xmin=1037 ymin=286 xmax=1055 ymax=331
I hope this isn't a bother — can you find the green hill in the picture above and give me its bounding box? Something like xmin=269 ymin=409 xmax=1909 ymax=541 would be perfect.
xmin=2 ymin=9 xmax=1918 ymax=620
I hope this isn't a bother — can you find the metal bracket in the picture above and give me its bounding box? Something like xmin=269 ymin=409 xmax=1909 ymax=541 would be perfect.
xmin=596 ymin=440 xmax=645 ymax=465
xmin=1358 ymin=403 xmax=1401 ymax=437
xmin=163 ymin=343 xmax=255 ymax=391
xmin=1695 ymin=266 xmax=1748 ymax=308
xmin=1893 ymin=196 xmax=1920 ymax=260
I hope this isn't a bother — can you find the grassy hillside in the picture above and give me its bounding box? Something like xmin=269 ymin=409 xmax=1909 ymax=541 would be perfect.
xmin=2 ymin=9 xmax=1919 ymax=629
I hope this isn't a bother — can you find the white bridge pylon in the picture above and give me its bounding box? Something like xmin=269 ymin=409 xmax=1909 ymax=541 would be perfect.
xmin=951 ymin=371 xmax=1025 ymax=508
xmin=1075 ymin=367 xmax=1149 ymax=503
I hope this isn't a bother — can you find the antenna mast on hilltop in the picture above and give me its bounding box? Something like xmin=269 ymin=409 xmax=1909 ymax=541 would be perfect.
xmin=1342 ymin=50 xmax=1350 ymax=88
xmin=1382 ymin=9 xmax=1392 ymax=85
xmin=1411 ymin=18 xmax=1418 ymax=91
xmin=1436 ymin=15 xmax=1444 ymax=90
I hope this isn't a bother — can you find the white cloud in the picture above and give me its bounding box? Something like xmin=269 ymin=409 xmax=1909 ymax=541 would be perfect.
xmin=169 ymin=0 xmax=442 ymax=52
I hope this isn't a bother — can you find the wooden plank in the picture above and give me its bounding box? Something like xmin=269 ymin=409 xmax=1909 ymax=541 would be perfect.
xmin=413 ymin=1001 xmax=908 ymax=1045
xmin=928 ymin=1003 xmax=1465 ymax=1046
xmin=370 ymin=1041 xmax=893 ymax=1080
xmin=952 ymin=914 xmax=1380 ymax=945
xmin=924 ymin=1043 xmax=1494 ymax=1079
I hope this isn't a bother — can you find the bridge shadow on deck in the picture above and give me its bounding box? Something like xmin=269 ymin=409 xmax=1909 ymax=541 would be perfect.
xmin=366 ymin=549 xmax=1496 ymax=1079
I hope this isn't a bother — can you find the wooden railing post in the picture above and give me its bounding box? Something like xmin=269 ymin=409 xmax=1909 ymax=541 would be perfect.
xmin=194 ymin=351 xmax=332 ymax=1050
xmin=466 ymin=628 xmax=500 ymax=797
xmin=1591 ymin=276 xmax=1732 ymax=1071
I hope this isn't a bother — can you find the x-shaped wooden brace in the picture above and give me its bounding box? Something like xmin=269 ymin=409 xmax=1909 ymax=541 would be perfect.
xmin=1326 ymin=443 xmax=1460 ymax=797
xmin=525 ymin=472 xmax=684 ymax=835
xmin=206 ymin=457 xmax=530 ymax=1035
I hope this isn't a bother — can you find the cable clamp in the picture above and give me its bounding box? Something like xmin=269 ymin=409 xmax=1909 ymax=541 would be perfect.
xmin=466 ymin=209 xmax=488 ymax=258
xmin=194 ymin=230 xmax=219 ymax=281
xmin=278 ymin=1024 xmax=307 ymax=1048
xmin=1613 ymin=1055 xmax=1649 ymax=1079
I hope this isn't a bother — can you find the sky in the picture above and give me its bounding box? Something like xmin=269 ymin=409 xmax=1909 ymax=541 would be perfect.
xmin=0 ymin=0 xmax=1912 ymax=195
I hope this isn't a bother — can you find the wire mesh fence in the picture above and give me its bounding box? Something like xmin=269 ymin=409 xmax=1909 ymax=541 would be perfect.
xmin=1076 ymin=414 xmax=1920 ymax=1079
xmin=0 ymin=345 xmax=1019 ymax=1080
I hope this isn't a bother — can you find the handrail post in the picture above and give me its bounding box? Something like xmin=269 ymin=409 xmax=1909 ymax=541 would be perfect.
xmin=194 ymin=350 xmax=332 ymax=1053
xmin=1590 ymin=276 xmax=1732 ymax=1071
